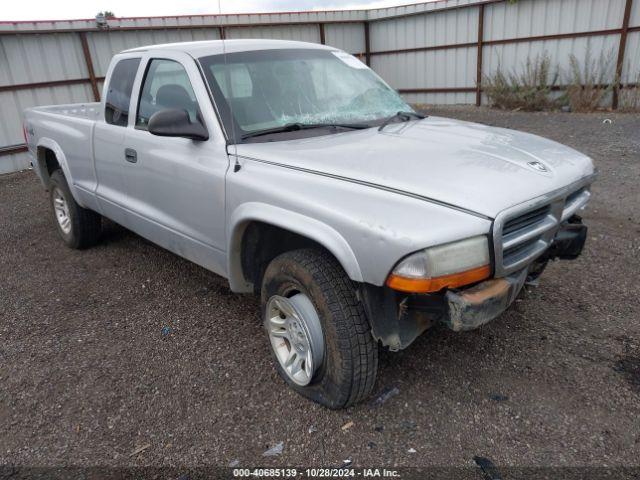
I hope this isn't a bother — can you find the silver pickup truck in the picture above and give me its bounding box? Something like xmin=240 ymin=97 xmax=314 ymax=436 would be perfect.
xmin=23 ymin=39 xmax=595 ymax=409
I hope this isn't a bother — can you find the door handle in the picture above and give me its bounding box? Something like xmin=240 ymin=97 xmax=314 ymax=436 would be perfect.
xmin=124 ymin=148 xmax=137 ymax=163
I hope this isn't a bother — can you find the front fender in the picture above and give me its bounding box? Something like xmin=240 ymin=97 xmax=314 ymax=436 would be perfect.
xmin=227 ymin=202 xmax=364 ymax=293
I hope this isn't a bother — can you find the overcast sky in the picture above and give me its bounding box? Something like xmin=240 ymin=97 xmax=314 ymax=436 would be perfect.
xmin=1 ymin=0 xmax=423 ymax=21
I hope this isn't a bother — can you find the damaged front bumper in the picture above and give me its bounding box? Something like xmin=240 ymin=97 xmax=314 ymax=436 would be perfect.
xmin=360 ymin=219 xmax=588 ymax=351
xmin=444 ymin=268 xmax=527 ymax=332
xmin=445 ymin=218 xmax=587 ymax=332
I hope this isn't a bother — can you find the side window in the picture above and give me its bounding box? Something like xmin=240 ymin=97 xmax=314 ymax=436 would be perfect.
xmin=105 ymin=58 xmax=141 ymax=127
xmin=136 ymin=59 xmax=199 ymax=129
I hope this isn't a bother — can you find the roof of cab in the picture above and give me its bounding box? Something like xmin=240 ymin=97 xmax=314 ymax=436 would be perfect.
xmin=121 ymin=39 xmax=335 ymax=56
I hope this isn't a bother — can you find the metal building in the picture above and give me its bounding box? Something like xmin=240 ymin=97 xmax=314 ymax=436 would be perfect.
xmin=1 ymin=0 xmax=638 ymax=173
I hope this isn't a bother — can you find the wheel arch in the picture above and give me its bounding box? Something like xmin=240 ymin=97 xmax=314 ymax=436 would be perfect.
xmin=227 ymin=202 xmax=364 ymax=293
xmin=35 ymin=138 xmax=72 ymax=190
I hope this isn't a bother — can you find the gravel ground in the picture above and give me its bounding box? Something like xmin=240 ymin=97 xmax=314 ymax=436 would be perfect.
xmin=1 ymin=107 xmax=639 ymax=472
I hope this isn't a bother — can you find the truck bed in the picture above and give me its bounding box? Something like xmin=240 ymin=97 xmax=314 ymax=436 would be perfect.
xmin=24 ymin=102 xmax=102 ymax=213
xmin=30 ymin=102 xmax=101 ymax=120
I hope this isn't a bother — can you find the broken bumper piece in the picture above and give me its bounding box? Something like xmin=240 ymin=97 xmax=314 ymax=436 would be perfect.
xmin=444 ymin=269 xmax=528 ymax=332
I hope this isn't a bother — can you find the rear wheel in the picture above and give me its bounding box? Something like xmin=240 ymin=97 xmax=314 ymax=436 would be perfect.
xmin=261 ymin=248 xmax=378 ymax=409
xmin=49 ymin=169 xmax=102 ymax=249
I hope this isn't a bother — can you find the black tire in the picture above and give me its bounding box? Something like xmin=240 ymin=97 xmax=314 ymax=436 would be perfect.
xmin=261 ymin=248 xmax=378 ymax=409
xmin=49 ymin=169 xmax=102 ymax=249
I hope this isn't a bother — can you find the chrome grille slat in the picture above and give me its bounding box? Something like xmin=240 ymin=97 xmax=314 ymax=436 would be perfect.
xmin=492 ymin=177 xmax=594 ymax=277
xmin=503 ymin=239 xmax=549 ymax=272
xmin=561 ymin=189 xmax=591 ymax=221
xmin=502 ymin=205 xmax=550 ymax=236
xmin=502 ymin=214 xmax=557 ymax=250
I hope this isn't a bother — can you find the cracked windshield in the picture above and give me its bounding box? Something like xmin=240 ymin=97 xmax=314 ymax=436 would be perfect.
xmin=199 ymin=48 xmax=412 ymax=140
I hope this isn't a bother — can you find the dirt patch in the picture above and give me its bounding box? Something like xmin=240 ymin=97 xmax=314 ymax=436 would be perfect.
xmin=614 ymin=357 xmax=640 ymax=393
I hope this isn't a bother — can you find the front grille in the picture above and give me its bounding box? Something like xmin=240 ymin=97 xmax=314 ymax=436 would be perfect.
xmin=565 ymin=188 xmax=584 ymax=206
xmin=503 ymin=236 xmax=539 ymax=259
xmin=495 ymin=184 xmax=591 ymax=276
xmin=562 ymin=187 xmax=590 ymax=221
xmin=503 ymin=205 xmax=551 ymax=237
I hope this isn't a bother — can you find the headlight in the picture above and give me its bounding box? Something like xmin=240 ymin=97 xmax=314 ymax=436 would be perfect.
xmin=386 ymin=236 xmax=491 ymax=293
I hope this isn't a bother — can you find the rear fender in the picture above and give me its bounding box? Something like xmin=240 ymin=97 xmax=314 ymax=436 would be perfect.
xmin=36 ymin=138 xmax=73 ymax=190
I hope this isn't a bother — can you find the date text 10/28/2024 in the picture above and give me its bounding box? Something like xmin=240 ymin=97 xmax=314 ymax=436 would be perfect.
xmin=232 ymin=468 xmax=401 ymax=478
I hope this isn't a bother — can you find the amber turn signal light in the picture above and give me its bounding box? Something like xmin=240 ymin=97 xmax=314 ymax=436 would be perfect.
xmin=386 ymin=264 xmax=491 ymax=293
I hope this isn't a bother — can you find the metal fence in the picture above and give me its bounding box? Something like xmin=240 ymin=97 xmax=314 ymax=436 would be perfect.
xmin=1 ymin=0 xmax=638 ymax=173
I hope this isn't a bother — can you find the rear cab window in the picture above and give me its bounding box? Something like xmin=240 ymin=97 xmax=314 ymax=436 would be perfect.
xmin=105 ymin=58 xmax=141 ymax=126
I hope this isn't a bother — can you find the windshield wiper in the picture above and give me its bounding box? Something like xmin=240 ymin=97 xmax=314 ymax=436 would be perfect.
xmin=378 ymin=111 xmax=426 ymax=131
xmin=241 ymin=122 xmax=370 ymax=140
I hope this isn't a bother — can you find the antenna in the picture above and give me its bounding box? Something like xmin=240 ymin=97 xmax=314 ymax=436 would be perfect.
xmin=218 ymin=0 xmax=241 ymax=172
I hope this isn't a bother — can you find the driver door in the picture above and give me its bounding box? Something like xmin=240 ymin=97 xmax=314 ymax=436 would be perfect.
xmin=122 ymin=51 xmax=229 ymax=274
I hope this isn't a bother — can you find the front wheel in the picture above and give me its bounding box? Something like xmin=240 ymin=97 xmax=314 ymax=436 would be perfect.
xmin=261 ymin=248 xmax=378 ymax=409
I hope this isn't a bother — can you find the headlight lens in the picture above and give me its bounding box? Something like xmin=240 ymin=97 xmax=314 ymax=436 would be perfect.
xmin=387 ymin=236 xmax=491 ymax=293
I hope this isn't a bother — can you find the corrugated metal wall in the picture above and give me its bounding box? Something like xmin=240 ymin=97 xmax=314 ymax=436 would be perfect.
xmin=482 ymin=0 xmax=625 ymax=86
xmin=370 ymin=6 xmax=480 ymax=105
xmin=0 ymin=32 xmax=97 ymax=172
xmin=325 ymin=23 xmax=366 ymax=54
xmin=625 ymin=0 xmax=640 ymax=83
xmin=87 ymin=29 xmax=222 ymax=77
xmin=1 ymin=0 xmax=638 ymax=173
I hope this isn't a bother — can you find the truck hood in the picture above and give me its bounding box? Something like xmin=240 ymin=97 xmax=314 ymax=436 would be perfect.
xmin=233 ymin=116 xmax=595 ymax=218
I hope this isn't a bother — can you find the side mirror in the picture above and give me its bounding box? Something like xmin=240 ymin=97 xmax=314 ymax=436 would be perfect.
xmin=148 ymin=108 xmax=209 ymax=141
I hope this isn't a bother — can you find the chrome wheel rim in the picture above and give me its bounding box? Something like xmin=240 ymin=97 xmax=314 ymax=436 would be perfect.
xmin=52 ymin=188 xmax=71 ymax=234
xmin=266 ymin=293 xmax=324 ymax=386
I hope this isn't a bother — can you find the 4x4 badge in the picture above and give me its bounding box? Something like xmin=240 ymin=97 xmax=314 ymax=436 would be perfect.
xmin=527 ymin=161 xmax=548 ymax=172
